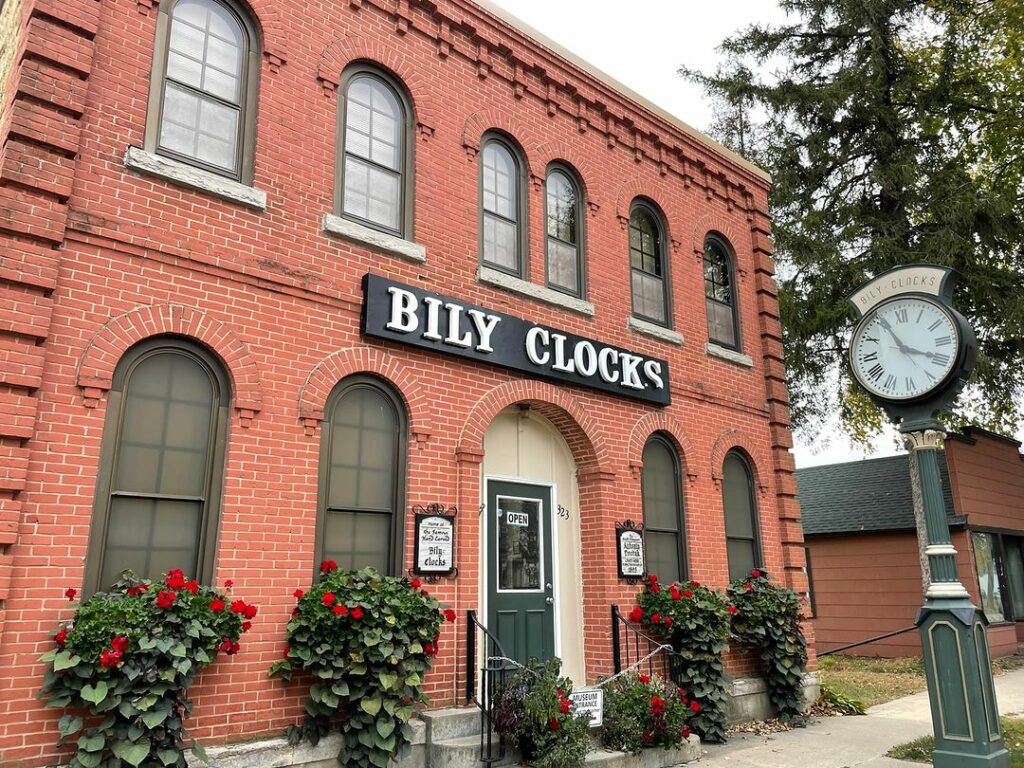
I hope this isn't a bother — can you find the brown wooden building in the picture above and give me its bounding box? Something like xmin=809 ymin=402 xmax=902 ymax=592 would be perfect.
xmin=798 ymin=427 xmax=1024 ymax=658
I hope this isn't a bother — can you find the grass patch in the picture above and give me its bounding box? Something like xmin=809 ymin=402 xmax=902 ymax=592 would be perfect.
xmin=817 ymin=653 xmax=1023 ymax=710
xmin=887 ymin=718 xmax=1024 ymax=765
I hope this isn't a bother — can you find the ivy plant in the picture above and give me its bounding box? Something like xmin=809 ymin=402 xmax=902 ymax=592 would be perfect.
xmin=269 ymin=564 xmax=450 ymax=768
xmin=728 ymin=569 xmax=809 ymax=723
xmin=600 ymin=671 xmax=692 ymax=754
xmin=633 ymin=575 xmax=732 ymax=742
xmin=39 ymin=570 xmax=254 ymax=768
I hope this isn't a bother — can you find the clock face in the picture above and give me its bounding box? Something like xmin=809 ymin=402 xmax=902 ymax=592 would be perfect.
xmin=850 ymin=296 xmax=960 ymax=401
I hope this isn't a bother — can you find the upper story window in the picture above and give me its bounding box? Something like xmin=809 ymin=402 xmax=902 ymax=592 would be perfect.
xmin=641 ymin=434 xmax=687 ymax=583
xmin=704 ymin=235 xmax=740 ymax=349
xmin=629 ymin=201 xmax=670 ymax=326
xmin=545 ymin=167 xmax=584 ymax=297
xmin=148 ymin=0 xmax=260 ymax=181
xmin=317 ymin=376 xmax=407 ymax=575
xmin=723 ymin=450 xmax=762 ymax=582
xmin=84 ymin=338 xmax=231 ymax=594
xmin=338 ymin=68 xmax=412 ymax=236
xmin=481 ymin=134 xmax=526 ymax=277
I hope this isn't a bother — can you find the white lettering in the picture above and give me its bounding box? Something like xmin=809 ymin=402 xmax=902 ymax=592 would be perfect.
xmin=597 ymin=348 xmax=620 ymax=383
xmin=386 ymin=287 xmax=419 ymax=333
xmin=551 ymin=333 xmax=576 ymax=373
xmin=619 ymin=354 xmax=644 ymax=389
xmin=525 ymin=327 xmax=550 ymax=365
xmin=422 ymin=296 xmax=443 ymax=341
xmin=468 ymin=309 xmax=501 ymax=354
xmin=573 ymin=341 xmax=598 ymax=377
xmin=643 ymin=360 xmax=664 ymax=390
xmin=443 ymin=303 xmax=473 ymax=348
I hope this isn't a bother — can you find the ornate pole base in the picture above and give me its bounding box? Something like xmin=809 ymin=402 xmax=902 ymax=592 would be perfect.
xmin=916 ymin=603 xmax=1010 ymax=766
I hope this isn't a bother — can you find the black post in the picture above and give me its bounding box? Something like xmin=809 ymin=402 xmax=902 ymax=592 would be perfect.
xmin=466 ymin=610 xmax=476 ymax=704
xmin=611 ymin=605 xmax=622 ymax=674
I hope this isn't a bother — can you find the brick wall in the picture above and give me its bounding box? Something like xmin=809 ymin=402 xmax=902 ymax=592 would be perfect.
xmin=0 ymin=0 xmax=807 ymax=764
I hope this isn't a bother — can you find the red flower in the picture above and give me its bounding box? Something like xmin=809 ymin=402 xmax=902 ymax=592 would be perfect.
xmin=230 ymin=599 xmax=249 ymax=615
xmin=638 ymin=674 xmax=650 ymax=684
xmin=321 ymin=592 xmax=336 ymax=607
xmin=651 ymin=612 xmax=662 ymax=624
xmin=100 ymin=649 xmax=122 ymax=668
xmin=283 ymin=646 xmax=291 ymax=659
xmin=64 ymin=588 xmax=77 ymax=601
xmin=166 ymin=569 xmax=186 ymax=590
xmin=443 ymin=608 xmax=457 ymax=623
xmin=333 ymin=604 xmax=348 ymax=616
xmin=688 ymin=580 xmax=701 ymax=588
xmin=242 ymin=603 xmax=257 ymax=620
xmin=670 ymin=587 xmax=681 ymax=601
xmin=156 ymin=590 xmax=176 ymax=609
xmin=745 ymin=582 xmax=754 ymax=591
xmin=690 ymin=699 xmax=702 ymax=713
xmin=424 ymin=642 xmax=435 ymax=656
xmin=727 ymin=605 xmax=738 ymax=615
xmin=650 ymin=695 xmax=666 ymax=716
xmin=210 ymin=597 xmax=226 ymax=612
xmin=751 ymin=569 xmax=762 ymax=578
xmin=650 ymin=584 xmax=661 ymax=593
xmin=664 ymin=616 xmax=673 ymax=628
xmin=560 ymin=698 xmax=571 ymax=714
xmin=351 ymin=606 xmax=364 ymax=620
xmin=111 ymin=635 xmax=129 ymax=653
xmin=293 ymin=589 xmax=304 ymax=600
xmin=421 ymin=589 xmax=429 ymax=596
xmin=216 ymin=637 xmax=232 ymax=653
xmin=241 ymin=621 xmax=252 ymax=632
xmin=410 ymin=578 xmax=422 ymax=589
xmin=126 ymin=585 xmax=146 ymax=597
xmin=320 ymin=560 xmax=337 ymax=574
xmin=647 ymin=574 xmax=658 ymax=584
xmin=681 ymin=726 xmax=691 ymax=739
xmin=678 ymin=687 xmax=687 ymax=699
xmin=628 ymin=606 xmax=643 ymax=623
xmin=682 ymin=588 xmax=693 ymax=598
xmin=549 ymin=717 xmax=560 ymax=731
xmin=183 ymin=580 xmax=199 ymax=595
xmin=54 ymin=628 xmax=68 ymax=647
xmin=224 ymin=579 xmax=234 ymax=588
xmin=643 ymin=731 xmax=653 ymax=743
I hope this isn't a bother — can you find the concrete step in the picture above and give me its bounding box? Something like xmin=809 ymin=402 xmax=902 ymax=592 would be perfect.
xmin=428 ymin=734 xmax=700 ymax=768
xmin=420 ymin=706 xmax=484 ymax=742
xmin=428 ymin=734 xmax=517 ymax=768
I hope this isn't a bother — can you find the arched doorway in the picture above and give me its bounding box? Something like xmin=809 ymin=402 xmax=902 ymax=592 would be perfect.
xmin=481 ymin=406 xmax=585 ymax=684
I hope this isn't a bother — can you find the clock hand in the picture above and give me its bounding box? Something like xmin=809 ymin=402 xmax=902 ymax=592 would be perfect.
xmin=876 ymin=317 xmax=909 ymax=351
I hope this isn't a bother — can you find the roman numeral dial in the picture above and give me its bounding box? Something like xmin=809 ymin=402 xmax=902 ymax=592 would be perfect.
xmin=849 ymin=296 xmax=960 ymax=401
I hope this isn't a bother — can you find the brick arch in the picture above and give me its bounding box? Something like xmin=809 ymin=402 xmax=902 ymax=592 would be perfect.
xmin=76 ymin=304 xmax=263 ymax=420
xmin=460 ymin=110 xmax=538 ymax=173
xmin=533 ymin=141 xmax=602 ymax=214
xmin=239 ymin=0 xmax=288 ymax=64
xmin=457 ymin=380 xmax=609 ymax=473
xmin=627 ymin=412 xmax=698 ymax=482
xmin=709 ymin=429 xmax=770 ymax=495
xmin=614 ymin=180 xmax=681 ymax=251
xmin=691 ymin=213 xmax=751 ymax=276
xmin=298 ymin=347 xmax=434 ymax=437
xmin=316 ymin=37 xmax=439 ymax=138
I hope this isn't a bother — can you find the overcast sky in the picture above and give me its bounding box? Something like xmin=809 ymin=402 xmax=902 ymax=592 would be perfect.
xmin=486 ymin=0 xmax=908 ymax=467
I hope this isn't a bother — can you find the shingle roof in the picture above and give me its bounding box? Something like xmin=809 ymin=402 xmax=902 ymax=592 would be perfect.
xmin=796 ymin=454 xmax=957 ymax=536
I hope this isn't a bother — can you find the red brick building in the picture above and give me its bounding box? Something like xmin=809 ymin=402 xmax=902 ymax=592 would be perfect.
xmin=0 ymin=0 xmax=810 ymax=764
xmin=800 ymin=428 xmax=1024 ymax=659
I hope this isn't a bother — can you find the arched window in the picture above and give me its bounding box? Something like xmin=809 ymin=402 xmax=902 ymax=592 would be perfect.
xmin=317 ymin=376 xmax=407 ymax=575
xmin=481 ymin=134 xmax=526 ymax=277
xmin=85 ymin=338 xmax=231 ymax=593
xmin=723 ymin=450 xmax=762 ymax=582
xmin=704 ymin=235 xmax=740 ymax=349
xmin=338 ymin=68 xmax=412 ymax=236
xmin=545 ymin=166 xmax=584 ymax=297
xmin=148 ymin=0 xmax=260 ymax=181
xmin=629 ymin=201 xmax=669 ymax=326
xmin=641 ymin=434 xmax=686 ymax=583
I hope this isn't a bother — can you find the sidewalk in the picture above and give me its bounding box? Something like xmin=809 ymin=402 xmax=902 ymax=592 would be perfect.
xmin=694 ymin=667 xmax=1024 ymax=767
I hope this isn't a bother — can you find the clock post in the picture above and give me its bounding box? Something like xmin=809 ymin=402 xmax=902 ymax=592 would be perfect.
xmin=847 ymin=265 xmax=1008 ymax=767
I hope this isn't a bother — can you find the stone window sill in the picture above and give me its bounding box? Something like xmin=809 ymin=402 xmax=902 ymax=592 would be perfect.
xmin=478 ymin=266 xmax=595 ymax=316
xmin=706 ymin=341 xmax=754 ymax=368
xmin=627 ymin=316 xmax=683 ymax=346
xmin=124 ymin=147 xmax=267 ymax=210
xmin=322 ymin=214 xmax=426 ymax=263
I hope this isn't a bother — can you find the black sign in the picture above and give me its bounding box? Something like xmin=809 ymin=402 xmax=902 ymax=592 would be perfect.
xmin=362 ymin=274 xmax=671 ymax=405
xmin=616 ymin=520 xmax=645 ymax=580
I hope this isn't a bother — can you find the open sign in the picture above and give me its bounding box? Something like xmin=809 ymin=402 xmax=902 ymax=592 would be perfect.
xmin=506 ymin=511 xmax=530 ymax=527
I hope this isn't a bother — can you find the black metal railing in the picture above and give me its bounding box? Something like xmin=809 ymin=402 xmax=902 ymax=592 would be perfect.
xmin=466 ymin=610 xmax=509 ymax=765
xmin=610 ymin=605 xmax=684 ymax=687
xmin=818 ymin=625 xmax=917 ymax=657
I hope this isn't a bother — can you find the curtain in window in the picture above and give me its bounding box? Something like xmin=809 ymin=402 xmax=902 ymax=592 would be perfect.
xmin=641 ymin=436 xmax=685 ymax=583
xmin=723 ymin=451 xmax=760 ymax=582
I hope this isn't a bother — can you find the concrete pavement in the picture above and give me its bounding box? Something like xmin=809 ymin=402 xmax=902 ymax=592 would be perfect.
xmin=692 ymin=667 xmax=1024 ymax=767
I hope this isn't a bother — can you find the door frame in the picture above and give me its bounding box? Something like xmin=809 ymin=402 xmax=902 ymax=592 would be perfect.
xmin=481 ymin=474 xmax=562 ymax=662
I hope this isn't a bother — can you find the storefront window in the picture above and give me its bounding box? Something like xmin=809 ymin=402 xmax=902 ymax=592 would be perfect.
xmin=972 ymin=531 xmax=1006 ymax=623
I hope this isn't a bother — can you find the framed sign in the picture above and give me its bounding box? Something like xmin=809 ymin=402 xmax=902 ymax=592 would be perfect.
xmin=413 ymin=504 xmax=457 ymax=579
xmin=616 ymin=520 xmax=645 ymax=581
xmin=568 ymin=688 xmax=603 ymax=727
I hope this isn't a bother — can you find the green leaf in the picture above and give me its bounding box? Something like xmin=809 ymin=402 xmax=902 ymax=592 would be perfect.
xmin=192 ymin=740 xmax=209 ymax=763
xmin=376 ymin=718 xmax=395 ymax=738
xmin=78 ymin=732 xmax=105 ymax=752
xmin=404 ymin=672 xmax=421 ymax=687
xmin=58 ymin=715 xmax=83 ymax=737
xmin=40 ymin=648 xmax=58 ymax=663
xmin=141 ymin=708 xmax=169 ymax=728
xmin=169 ymin=642 xmax=187 ymax=658
xmin=360 ymin=696 xmax=382 ymax=716
xmin=81 ymin=681 xmax=108 ymax=706
xmin=157 ymin=749 xmax=180 ymax=766
xmin=112 ymin=739 xmax=151 ymax=767
xmin=53 ymin=650 xmax=81 ymax=671
xmin=378 ymin=671 xmax=398 ymax=690
xmin=75 ymin=752 xmax=103 ymax=768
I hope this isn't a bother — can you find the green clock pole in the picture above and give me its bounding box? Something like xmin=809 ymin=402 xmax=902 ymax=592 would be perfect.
xmin=903 ymin=424 xmax=1009 ymax=767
